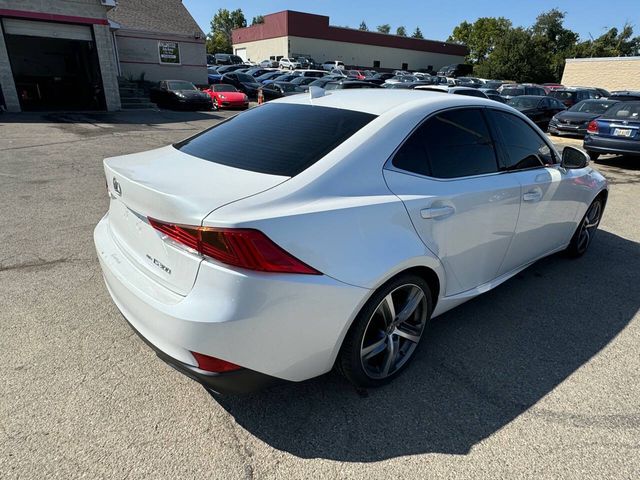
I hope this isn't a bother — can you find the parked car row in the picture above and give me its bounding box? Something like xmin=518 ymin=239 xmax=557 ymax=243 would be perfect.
xmin=152 ymin=68 xmax=640 ymax=161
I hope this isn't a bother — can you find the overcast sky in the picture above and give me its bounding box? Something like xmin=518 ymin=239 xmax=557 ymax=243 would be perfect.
xmin=183 ymin=0 xmax=640 ymax=42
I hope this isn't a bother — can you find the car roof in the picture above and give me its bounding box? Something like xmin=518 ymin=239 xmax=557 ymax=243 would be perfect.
xmin=273 ymin=89 xmax=504 ymax=116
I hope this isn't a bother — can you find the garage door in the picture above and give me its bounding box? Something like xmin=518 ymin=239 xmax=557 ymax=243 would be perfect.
xmin=2 ymin=18 xmax=105 ymax=111
xmin=235 ymin=48 xmax=247 ymax=62
xmin=2 ymin=18 xmax=92 ymax=41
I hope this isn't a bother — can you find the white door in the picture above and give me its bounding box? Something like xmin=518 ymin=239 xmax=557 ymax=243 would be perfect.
xmin=383 ymin=108 xmax=521 ymax=295
xmin=485 ymin=109 xmax=581 ymax=275
xmin=235 ymin=48 xmax=247 ymax=62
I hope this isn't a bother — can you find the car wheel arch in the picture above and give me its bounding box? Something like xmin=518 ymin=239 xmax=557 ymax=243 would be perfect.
xmin=328 ymin=261 xmax=444 ymax=370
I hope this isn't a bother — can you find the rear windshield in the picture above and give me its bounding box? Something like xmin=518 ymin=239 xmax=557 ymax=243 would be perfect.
xmin=168 ymin=81 xmax=196 ymax=91
xmin=235 ymin=73 xmax=256 ymax=83
xmin=175 ymin=104 xmax=376 ymax=176
xmin=551 ymin=91 xmax=576 ymax=100
xmin=502 ymin=88 xmax=524 ymax=96
xmin=213 ymin=84 xmax=237 ymax=92
xmin=509 ymin=96 xmax=541 ymax=109
xmin=569 ymin=100 xmax=616 ymax=114
xmin=603 ymin=102 xmax=640 ymax=120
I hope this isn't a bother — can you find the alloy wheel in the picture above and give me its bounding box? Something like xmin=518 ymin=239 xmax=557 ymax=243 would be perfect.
xmin=360 ymin=284 xmax=428 ymax=379
xmin=577 ymin=200 xmax=602 ymax=254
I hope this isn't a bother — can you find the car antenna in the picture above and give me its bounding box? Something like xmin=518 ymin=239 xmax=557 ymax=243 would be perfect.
xmin=309 ymin=86 xmax=325 ymax=100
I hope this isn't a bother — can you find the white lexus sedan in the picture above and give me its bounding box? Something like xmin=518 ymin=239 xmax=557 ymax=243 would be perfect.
xmin=94 ymin=90 xmax=607 ymax=394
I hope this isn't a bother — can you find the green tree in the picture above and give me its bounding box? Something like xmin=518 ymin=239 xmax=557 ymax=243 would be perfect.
xmin=412 ymin=27 xmax=424 ymax=39
xmin=251 ymin=15 xmax=264 ymax=26
xmin=475 ymin=27 xmax=552 ymax=83
xmin=531 ymin=9 xmax=577 ymax=81
xmin=575 ymin=24 xmax=639 ymax=58
xmin=377 ymin=24 xmax=391 ymax=34
xmin=396 ymin=26 xmax=407 ymax=36
xmin=448 ymin=17 xmax=512 ymax=64
xmin=206 ymin=8 xmax=247 ymax=54
xmin=359 ymin=21 xmax=368 ymax=31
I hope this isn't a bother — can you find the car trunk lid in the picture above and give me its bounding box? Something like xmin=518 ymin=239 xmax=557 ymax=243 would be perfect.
xmin=104 ymin=145 xmax=288 ymax=295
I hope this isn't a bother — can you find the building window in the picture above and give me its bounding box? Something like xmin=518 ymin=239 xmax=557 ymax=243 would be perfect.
xmin=373 ymin=60 xmax=380 ymax=68
xmin=402 ymin=62 xmax=408 ymax=70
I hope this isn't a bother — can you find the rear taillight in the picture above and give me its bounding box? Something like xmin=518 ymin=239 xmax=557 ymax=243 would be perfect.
xmin=148 ymin=218 xmax=320 ymax=275
xmin=191 ymin=351 xmax=241 ymax=373
xmin=587 ymin=120 xmax=599 ymax=134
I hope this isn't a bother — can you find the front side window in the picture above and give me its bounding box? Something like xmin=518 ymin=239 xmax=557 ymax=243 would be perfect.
xmin=489 ymin=110 xmax=556 ymax=170
xmin=392 ymin=109 xmax=499 ymax=179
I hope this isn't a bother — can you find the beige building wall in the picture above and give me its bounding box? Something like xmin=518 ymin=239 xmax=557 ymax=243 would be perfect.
xmin=233 ymin=36 xmax=290 ymax=63
xmin=562 ymin=57 xmax=640 ymax=91
xmin=233 ymin=36 xmax=465 ymax=70
xmin=290 ymin=36 xmax=465 ymax=70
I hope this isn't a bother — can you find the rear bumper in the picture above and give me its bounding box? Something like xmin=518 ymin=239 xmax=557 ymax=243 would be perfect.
xmin=123 ymin=314 xmax=283 ymax=394
xmin=584 ymin=135 xmax=640 ymax=156
xmin=220 ymin=101 xmax=249 ymax=108
xmin=94 ymin=214 xmax=368 ymax=385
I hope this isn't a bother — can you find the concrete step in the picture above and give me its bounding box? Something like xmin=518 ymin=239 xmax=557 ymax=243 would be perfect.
xmin=120 ymin=97 xmax=153 ymax=104
xmin=120 ymin=102 xmax=158 ymax=110
xmin=119 ymin=87 xmax=145 ymax=95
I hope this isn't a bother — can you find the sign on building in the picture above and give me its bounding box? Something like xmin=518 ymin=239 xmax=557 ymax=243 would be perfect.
xmin=158 ymin=41 xmax=180 ymax=64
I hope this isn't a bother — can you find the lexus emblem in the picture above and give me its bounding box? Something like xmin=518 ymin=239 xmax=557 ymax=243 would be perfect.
xmin=112 ymin=177 xmax=122 ymax=196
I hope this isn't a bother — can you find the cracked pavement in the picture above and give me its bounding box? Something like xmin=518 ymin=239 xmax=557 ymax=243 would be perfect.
xmin=0 ymin=110 xmax=638 ymax=479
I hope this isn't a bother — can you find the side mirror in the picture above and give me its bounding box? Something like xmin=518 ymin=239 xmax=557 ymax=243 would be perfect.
xmin=561 ymin=146 xmax=589 ymax=169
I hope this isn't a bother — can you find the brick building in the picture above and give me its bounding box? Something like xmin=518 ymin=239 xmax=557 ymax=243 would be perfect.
xmin=232 ymin=11 xmax=468 ymax=72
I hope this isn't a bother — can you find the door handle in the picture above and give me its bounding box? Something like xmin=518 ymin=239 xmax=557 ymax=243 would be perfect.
xmin=523 ymin=189 xmax=542 ymax=202
xmin=420 ymin=205 xmax=455 ymax=219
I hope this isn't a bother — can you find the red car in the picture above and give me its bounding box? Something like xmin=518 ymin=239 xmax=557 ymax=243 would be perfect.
xmin=347 ymin=70 xmax=366 ymax=80
xmin=202 ymin=84 xmax=249 ymax=109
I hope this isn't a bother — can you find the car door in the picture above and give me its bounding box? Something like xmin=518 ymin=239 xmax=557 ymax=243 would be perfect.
xmin=486 ymin=109 xmax=583 ymax=275
xmin=539 ymin=98 xmax=556 ymax=126
xmin=549 ymin=98 xmax=566 ymax=117
xmin=383 ymin=108 xmax=522 ymax=296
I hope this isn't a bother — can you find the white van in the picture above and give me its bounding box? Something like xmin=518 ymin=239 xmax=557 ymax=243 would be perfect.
xmin=322 ymin=61 xmax=345 ymax=71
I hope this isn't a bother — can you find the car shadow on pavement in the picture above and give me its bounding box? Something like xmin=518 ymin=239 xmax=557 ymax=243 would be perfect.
xmin=215 ymin=229 xmax=639 ymax=461
xmin=595 ymin=155 xmax=640 ymax=172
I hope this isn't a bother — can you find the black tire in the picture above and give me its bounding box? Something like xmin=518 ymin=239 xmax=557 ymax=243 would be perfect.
xmin=588 ymin=151 xmax=600 ymax=161
xmin=337 ymin=274 xmax=433 ymax=388
xmin=566 ymin=196 xmax=604 ymax=258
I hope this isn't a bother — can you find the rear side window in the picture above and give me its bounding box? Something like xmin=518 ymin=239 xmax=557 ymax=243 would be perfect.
xmin=175 ymin=104 xmax=376 ymax=177
xmin=489 ymin=110 xmax=556 ymax=170
xmin=392 ymin=108 xmax=499 ymax=179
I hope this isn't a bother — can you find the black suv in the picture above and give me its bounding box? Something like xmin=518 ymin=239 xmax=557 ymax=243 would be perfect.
xmin=436 ymin=64 xmax=473 ymax=78
xmin=207 ymin=53 xmax=243 ymax=66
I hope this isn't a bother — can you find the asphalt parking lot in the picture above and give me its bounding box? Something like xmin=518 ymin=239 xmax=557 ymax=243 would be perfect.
xmin=1 ymin=110 xmax=638 ymax=480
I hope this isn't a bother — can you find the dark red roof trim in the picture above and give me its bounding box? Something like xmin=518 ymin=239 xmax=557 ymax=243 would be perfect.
xmin=232 ymin=11 xmax=468 ymax=56
xmin=0 ymin=9 xmax=109 ymax=25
